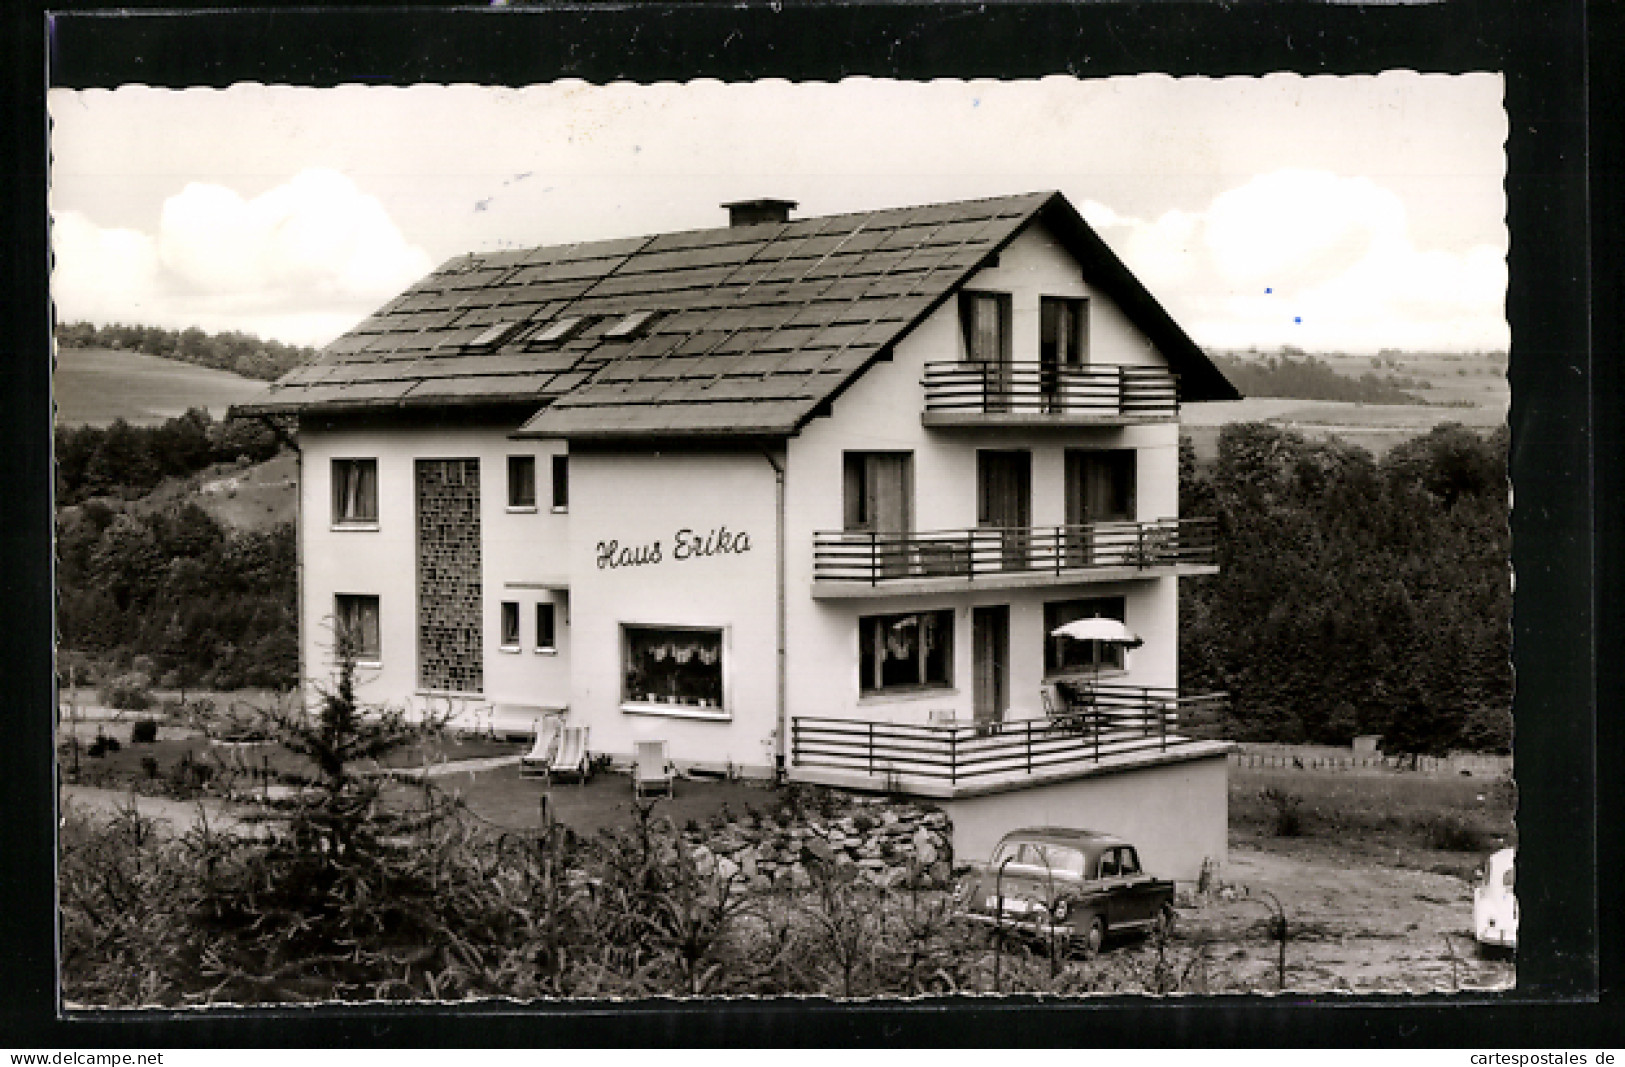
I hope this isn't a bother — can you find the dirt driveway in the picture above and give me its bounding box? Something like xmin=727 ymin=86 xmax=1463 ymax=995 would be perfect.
xmin=1172 ymin=840 xmax=1514 ymax=993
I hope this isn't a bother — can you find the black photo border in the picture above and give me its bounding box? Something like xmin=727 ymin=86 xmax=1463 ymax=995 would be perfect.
xmin=3 ymin=0 xmax=1614 ymax=1047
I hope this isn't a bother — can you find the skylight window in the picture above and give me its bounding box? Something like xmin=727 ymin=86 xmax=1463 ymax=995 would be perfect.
xmin=469 ymin=321 xmax=522 ymax=348
xmin=530 ymin=316 xmax=591 ymax=345
xmin=604 ymin=310 xmax=659 ymax=340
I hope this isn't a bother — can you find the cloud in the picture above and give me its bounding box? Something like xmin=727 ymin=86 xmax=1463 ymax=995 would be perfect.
xmin=53 ymin=168 xmax=433 ymax=347
xmin=1088 ymin=169 xmax=1508 ymax=352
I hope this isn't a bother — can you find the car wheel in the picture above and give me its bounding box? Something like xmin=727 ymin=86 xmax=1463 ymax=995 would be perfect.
xmin=1155 ymin=903 xmax=1177 ymax=940
xmin=1082 ymin=916 xmax=1105 ymax=957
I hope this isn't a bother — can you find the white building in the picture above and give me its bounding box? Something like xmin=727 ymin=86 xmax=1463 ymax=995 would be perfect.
xmin=238 ymin=191 xmax=1242 ymax=877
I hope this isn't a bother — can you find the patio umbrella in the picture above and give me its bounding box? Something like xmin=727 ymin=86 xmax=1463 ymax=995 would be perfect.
xmin=1049 ymin=617 xmax=1143 ymax=692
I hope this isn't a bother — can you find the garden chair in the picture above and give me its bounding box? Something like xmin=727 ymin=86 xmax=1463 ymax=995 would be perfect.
xmin=546 ymin=725 xmax=591 ymax=785
xmin=518 ymin=717 xmax=562 ymax=779
xmin=632 ymin=739 xmax=675 ymax=799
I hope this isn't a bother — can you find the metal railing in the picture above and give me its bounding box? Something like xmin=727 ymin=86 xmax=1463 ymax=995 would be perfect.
xmin=922 ymin=362 xmax=1179 ymax=419
xmin=812 ymin=517 xmax=1216 ymax=585
xmin=791 ymin=687 xmax=1228 ymax=785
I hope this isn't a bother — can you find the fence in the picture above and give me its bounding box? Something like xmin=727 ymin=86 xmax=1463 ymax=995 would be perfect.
xmin=922 ymin=362 xmax=1179 ymax=419
xmin=1230 ymin=747 xmax=1512 ymax=776
xmin=813 ymin=518 xmax=1216 ymax=585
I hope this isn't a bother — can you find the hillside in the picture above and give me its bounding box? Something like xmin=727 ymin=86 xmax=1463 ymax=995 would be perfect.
xmin=55 ymin=347 xmax=270 ymax=428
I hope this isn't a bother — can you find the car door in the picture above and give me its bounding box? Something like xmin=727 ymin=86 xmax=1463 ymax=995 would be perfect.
xmin=1097 ymin=847 xmax=1139 ymax=929
xmin=1115 ymin=846 xmax=1160 ymax=925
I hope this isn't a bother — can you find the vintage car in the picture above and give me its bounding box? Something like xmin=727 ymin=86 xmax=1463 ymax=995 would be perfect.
xmin=954 ymin=827 xmax=1176 ymax=955
xmin=1472 ymin=847 xmax=1517 ymax=952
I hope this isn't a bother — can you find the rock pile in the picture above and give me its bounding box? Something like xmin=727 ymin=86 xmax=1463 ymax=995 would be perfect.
xmin=680 ymin=802 xmax=954 ymax=892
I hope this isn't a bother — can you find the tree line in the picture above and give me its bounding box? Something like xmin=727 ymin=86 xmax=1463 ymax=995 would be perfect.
xmin=56 ymin=321 xmax=319 ymax=382
xmin=57 ymin=498 xmax=297 ymax=692
xmin=56 ymin=408 xmax=282 ymax=505
xmin=1180 ymin=421 xmax=1511 ymax=755
xmin=1211 ymin=349 xmax=1427 ymax=405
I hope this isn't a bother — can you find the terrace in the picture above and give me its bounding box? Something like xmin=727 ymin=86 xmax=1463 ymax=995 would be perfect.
xmin=921 ymin=362 xmax=1179 ymax=427
xmin=811 ymin=517 xmax=1218 ymax=597
xmin=789 ymin=685 xmax=1232 ymax=798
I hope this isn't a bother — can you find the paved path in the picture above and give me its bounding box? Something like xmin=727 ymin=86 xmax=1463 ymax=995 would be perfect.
xmin=60 ymin=784 xmax=268 ymax=837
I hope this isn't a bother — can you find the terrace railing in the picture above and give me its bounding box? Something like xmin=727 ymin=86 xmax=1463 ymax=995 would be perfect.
xmin=813 ymin=517 xmax=1216 ymax=585
xmin=791 ymin=687 xmax=1229 ymax=786
xmin=922 ymin=362 xmax=1179 ymax=421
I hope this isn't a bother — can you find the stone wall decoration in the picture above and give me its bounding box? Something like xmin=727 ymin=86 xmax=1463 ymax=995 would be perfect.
xmin=416 ymin=458 xmax=483 ymax=694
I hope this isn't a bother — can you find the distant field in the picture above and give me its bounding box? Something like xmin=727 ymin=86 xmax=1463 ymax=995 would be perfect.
xmin=1189 ymin=350 xmax=1508 ymax=461
xmin=54 ymin=346 xmax=269 ymax=427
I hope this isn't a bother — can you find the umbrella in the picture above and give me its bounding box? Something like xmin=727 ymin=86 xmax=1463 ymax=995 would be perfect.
xmin=1049 ymin=617 xmax=1143 ymax=647
xmin=1048 ymin=617 xmax=1143 ymax=699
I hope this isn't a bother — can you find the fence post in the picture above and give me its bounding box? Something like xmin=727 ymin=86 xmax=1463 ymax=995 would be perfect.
xmin=870 ymin=531 xmax=878 ymax=586
xmin=950 ymin=729 xmax=957 ymax=785
xmin=867 ymin=721 xmax=875 ymax=775
xmin=966 ymin=529 xmax=976 ymax=577
xmin=1026 ymin=720 xmax=1033 ymax=773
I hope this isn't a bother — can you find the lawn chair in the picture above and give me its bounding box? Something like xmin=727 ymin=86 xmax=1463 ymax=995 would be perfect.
xmin=633 ymin=740 xmax=675 ymax=799
xmin=518 ymin=717 xmax=562 ymax=779
xmin=546 ymin=725 xmax=591 ymax=785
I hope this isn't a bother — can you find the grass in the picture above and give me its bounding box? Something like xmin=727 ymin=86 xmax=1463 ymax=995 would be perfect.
xmin=1230 ymin=765 xmax=1515 ymax=859
xmin=54 ymin=346 xmax=270 ymax=428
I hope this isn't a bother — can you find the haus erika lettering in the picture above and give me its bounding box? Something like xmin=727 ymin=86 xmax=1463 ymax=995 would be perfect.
xmin=596 ymin=526 xmax=753 ymax=570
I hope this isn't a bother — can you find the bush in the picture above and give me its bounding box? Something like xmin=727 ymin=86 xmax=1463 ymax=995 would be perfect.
xmin=101 ymin=672 xmax=153 ymax=712
xmin=87 ymin=734 xmax=121 ymax=758
xmin=1422 ymin=814 xmax=1496 ymax=853
xmin=1260 ymin=787 xmax=1305 ymax=837
xmin=130 ymin=719 xmax=159 ymax=744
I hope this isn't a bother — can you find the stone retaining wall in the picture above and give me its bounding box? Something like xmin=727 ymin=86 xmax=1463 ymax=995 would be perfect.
xmin=681 ymin=800 xmax=954 ymax=892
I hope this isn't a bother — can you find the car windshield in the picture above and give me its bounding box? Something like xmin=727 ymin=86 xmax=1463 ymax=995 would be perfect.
xmin=994 ymin=841 xmax=1088 ymax=877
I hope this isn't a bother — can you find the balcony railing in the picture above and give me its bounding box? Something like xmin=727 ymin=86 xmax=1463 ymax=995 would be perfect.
xmin=922 ymin=362 xmax=1179 ymax=422
xmin=813 ymin=518 xmax=1216 ymax=586
xmin=791 ymin=687 xmax=1229 ymax=786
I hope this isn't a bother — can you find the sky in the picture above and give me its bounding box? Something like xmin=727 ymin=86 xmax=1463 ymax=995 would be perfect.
xmin=47 ymin=73 xmax=1509 ymax=354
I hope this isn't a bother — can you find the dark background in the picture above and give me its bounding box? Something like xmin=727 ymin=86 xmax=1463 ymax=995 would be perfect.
xmin=4 ymin=0 xmax=1614 ymax=1046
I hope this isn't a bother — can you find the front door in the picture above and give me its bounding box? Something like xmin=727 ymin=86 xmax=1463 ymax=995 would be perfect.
xmin=972 ymin=605 xmax=1010 ymax=727
xmin=978 ymin=450 xmax=1032 ymax=571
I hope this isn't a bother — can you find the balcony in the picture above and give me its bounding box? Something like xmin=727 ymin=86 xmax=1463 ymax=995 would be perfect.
xmin=811 ymin=518 xmax=1217 ymax=598
xmin=921 ymin=362 xmax=1179 ymax=427
xmin=790 ymin=686 xmax=1231 ymax=797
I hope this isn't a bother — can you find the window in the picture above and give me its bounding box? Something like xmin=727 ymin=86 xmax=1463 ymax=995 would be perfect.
xmin=500 ymin=601 xmax=521 ymax=649
xmin=1044 ymin=597 xmax=1128 ymax=676
xmin=1117 ymin=847 xmax=1141 ymax=876
xmin=469 ymin=321 xmax=523 ymax=348
xmin=332 ymin=459 xmax=378 ymax=526
xmin=335 ymin=594 xmax=381 ymax=662
xmin=551 ymin=454 xmax=569 ymax=511
xmin=530 ymin=316 xmax=592 ymax=345
xmin=604 ymin=310 xmax=659 ymax=339
xmin=993 ymin=840 xmax=1088 ymax=878
xmin=958 ymin=291 xmax=1011 ymax=364
xmin=1040 ymin=296 xmax=1089 ymax=369
xmin=507 ymin=455 xmax=537 ymax=509
xmin=859 ymin=610 xmax=953 ymax=694
xmin=842 ymin=452 xmax=913 ymax=533
xmin=535 ymin=603 xmax=557 ymax=652
xmin=1065 ymin=450 xmax=1136 ymax=524
xmin=623 ymin=626 xmax=724 ymax=710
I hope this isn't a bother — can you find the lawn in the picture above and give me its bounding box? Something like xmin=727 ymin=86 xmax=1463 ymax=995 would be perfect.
xmin=54 ymin=346 xmax=270 ymax=427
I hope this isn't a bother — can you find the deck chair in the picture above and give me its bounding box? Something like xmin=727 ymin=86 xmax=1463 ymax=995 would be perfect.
xmin=546 ymin=725 xmax=591 ymax=785
xmin=518 ymin=717 xmax=562 ymax=778
xmin=632 ymin=740 xmax=675 ymax=799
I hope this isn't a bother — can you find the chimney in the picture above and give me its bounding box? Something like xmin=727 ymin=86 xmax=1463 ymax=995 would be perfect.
xmin=723 ymin=198 xmax=797 ymax=227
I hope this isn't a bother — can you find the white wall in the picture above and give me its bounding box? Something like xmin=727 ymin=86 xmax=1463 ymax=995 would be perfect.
xmin=297 ymin=421 xmax=571 ymax=724
xmin=782 ymin=220 xmax=1184 ymax=729
xmin=943 ymin=753 xmax=1230 ymax=882
xmin=566 ymin=448 xmax=782 ymax=775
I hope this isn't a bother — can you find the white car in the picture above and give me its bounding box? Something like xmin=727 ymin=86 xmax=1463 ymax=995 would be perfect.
xmin=1472 ymin=847 xmax=1517 ymax=951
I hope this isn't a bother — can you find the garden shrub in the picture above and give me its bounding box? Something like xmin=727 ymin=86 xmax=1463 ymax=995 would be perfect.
xmin=1260 ymin=786 xmax=1305 ymax=837
xmin=101 ymin=672 xmax=152 ymax=712
xmin=130 ymin=719 xmax=159 ymax=744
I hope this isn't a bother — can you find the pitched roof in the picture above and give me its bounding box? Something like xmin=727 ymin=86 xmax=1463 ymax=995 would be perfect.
xmin=235 ymin=191 xmax=1238 ymax=434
